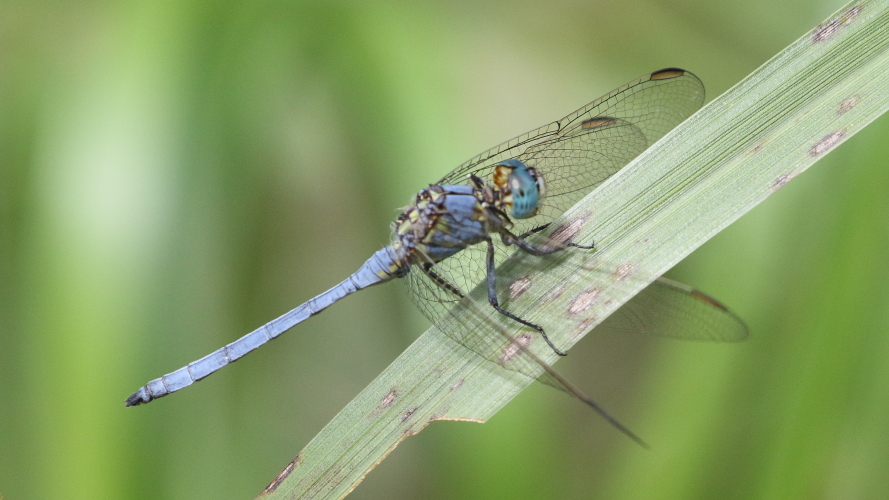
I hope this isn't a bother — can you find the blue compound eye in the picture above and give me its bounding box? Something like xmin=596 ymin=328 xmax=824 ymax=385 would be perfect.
xmin=506 ymin=162 xmax=540 ymax=219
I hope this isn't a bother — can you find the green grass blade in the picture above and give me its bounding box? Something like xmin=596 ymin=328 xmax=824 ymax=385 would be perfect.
xmin=258 ymin=1 xmax=889 ymax=497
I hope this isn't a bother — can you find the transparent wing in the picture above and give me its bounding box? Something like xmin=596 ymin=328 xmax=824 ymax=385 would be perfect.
xmin=408 ymin=69 xmax=705 ymax=323
xmin=406 ymin=265 xmax=747 ymax=367
xmin=437 ymin=68 xmax=704 ymax=192
xmin=415 ymin=255 xmax=652 ymax=446
xmin=511 ymin=117 xmax=649 ymax=240
xmin=443 ymin=68 xmax=704 ymax=235
xmin=404 ymin=262 xmax=464 ymax=326
xmin=598 ymin=277 xmax=748 ymax=342
xmin=405 ymin=256 xmax=745 ymax=445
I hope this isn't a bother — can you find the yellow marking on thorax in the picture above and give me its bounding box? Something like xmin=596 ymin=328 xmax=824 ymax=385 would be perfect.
xmin=396 ymin=218 xmax=411 ymax=236
xmin=493 ymin=164 xmax=510 ymax=188
xmin=428 ymin=189 xmax=445 ymax=202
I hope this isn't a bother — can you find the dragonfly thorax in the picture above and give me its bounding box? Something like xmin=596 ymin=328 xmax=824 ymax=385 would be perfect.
xmin=388 ymin=158 xmax=545 ymax=270
xmin=391 ymin=186 xmax=500 ymax=267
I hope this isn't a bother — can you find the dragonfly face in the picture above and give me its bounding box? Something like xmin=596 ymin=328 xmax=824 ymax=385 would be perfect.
xmin=492 ymin=158 xmax=545 ymax=219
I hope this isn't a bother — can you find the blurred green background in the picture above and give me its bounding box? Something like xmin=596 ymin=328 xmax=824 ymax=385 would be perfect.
xmin=2 ymin=0 xmax=888 ymax=498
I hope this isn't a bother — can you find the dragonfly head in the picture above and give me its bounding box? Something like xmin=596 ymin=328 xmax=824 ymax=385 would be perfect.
xmin=493 ymin=159 xmax=545 ymax=219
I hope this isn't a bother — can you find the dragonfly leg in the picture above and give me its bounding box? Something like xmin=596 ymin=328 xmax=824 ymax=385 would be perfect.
xmin=421 ymin=263 xmax=465 ymax=298
xmin=506 ymin=226 xmax=595 ymax=253
xmin=516 ymin=223 xmax=552 ymax=239
xmin=502 ymin=230 xmax=563 ymax=256
xmin=486 ymin=238 xmax=567 ymax=356
xmin=569 ymin=241 xmax=596 ymax=250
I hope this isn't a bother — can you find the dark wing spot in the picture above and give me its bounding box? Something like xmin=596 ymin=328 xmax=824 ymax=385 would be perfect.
xmin=581 ymin=117 xmax=618 ymax=129
xmin=690 ymin=289 xmax=729 ymax=311
xmin=650 ymin=68 xmax=686 ymax=80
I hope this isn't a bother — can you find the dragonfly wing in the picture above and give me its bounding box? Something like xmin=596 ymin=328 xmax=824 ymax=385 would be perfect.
xmin=414 ymin=119 xmax=650 ymax=318
xmin=598 ymin=277 xmax=749 ymax=342
xmin=509 ymin=117 xmax=648 ymax=238
xmin=403 ymin=68 xmax=726 ymax=387
xmin=408 ymin=254 xmax=651 ymax=446
xmin=436 ymin=68 xmax=704 ymax=189
xmin=426 ymin=69 xmax=704 ymax=303
xmin=403 ymin=262 xmax=552 ymax=376
xmin=405 ymin=240 xmax=506 ymax=324
xmin=403 ymin=263 xmax=462 ymax=326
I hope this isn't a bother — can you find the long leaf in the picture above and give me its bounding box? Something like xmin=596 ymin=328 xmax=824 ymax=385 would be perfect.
xmin=258 ymin=1 xmax=889 ymax=497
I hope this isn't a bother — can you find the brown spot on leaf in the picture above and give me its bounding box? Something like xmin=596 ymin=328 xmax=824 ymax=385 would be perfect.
xmin=809 ymin=131 xmax=846 ymax=157
xmin=837 ymin=95 xmax=860 ymax=115
xmin=261 ymin=454 xmax=301 ymax=494
xmin=569 ymin=289 xmax=602 ymax=315
xmin=812 ymin=5 xmax=861 ymax=42
xmin=509 ymin=275 xmax=532 ymax=300
xmin=746 ymin=141 xmax=767 ymax=157
xmin=380 ymin=389 xmax=398 ymax=409
xmin=545 ymin=214 xmax=591 ymax=250
xmin=401 ymin=406 xmax=419 ymax=423
xmin=615 ymin=263 xmax=634 ymax=281
xmin=543 ymin=281 xmax=570 ymax=303
xmin=433 ymin=415 xmax=486 ymax=424
xmin=573 ymin=317 xmax=598 ymax=337
xmin=771 ymin=173 xmax=795 ymax=191
xmin=499 ymin=334 xmax=532 ymax=364
xmin=813 ymin=20 xmax=840 ymax=42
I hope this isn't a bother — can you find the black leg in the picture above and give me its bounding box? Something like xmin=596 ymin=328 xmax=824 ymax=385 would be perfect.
xmin=421 ymin=263 xmax=464 ymax=298
xmin=516 ymin=223 xmax=552 ymax=240
xmin=567 ymin=241 xmax=595 ymax=250
xmin=501 ymin=230 xmax=563 ymax=256
xmin=507 ymin=226 xmax=596 ymax=253
xmin=485 ymin=238 xmax=566 ymax=356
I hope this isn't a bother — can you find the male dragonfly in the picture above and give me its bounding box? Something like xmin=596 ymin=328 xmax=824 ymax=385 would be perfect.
xmin=126 ymin=68 xmax=747 ymax=443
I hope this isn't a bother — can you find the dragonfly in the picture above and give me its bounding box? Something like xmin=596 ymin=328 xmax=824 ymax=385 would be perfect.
xmin=126 ymin=68 xmax=747 ymax=443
